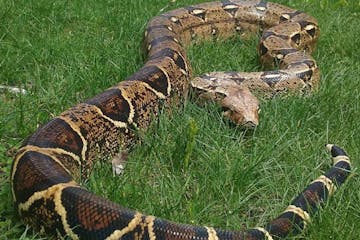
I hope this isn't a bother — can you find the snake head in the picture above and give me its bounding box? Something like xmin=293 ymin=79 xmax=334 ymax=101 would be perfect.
xmin=221 ymin=87 xmax=260 ymax=128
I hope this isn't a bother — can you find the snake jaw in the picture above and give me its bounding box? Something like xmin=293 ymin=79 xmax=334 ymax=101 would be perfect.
xmin=221 ymin=87 xmax=260 ymax=128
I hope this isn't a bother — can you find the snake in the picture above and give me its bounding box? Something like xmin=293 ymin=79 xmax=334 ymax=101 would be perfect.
xmin=10 ymin=1 xmax=352 ymax=239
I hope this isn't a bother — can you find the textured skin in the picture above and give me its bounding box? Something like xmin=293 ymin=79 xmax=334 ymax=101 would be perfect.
xmin=11 ymin=1 xmax=351 ymax=240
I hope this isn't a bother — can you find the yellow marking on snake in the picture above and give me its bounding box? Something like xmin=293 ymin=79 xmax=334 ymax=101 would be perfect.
xmin=17 ymin=181 xmax=78 ymax=211
xmin=192 ymin=9 xmax=206 ymax=15
xmin=170 ymin=16 xmax=179 ymax=23
xmin=223 ymin=4 xmax=238 ymax=10
xmin=10 ymin=147 xmax=29 ymax=185
xmin=254 ymin=227 xmax=273 ymax=240
xmin=145 ymin=216 xmax=156 ymax=240
xmin=152 ymin=64 xmax=172 ymax=97
xmin=304 ymin=24 xmax=316 ymax=31
xmin=312 ymin=175 xmax=336 ymax=196
xmin=281 ymin=14 xmax=290 ymax=20
xmin=105 ymin=212 xmax=143 ymax=240
xmin=54 ymin=185 xmax=80 ymax=240
xmin=28 ymin=145 xmax=80 ymax=166
xmin=137 ymin=80 xmax=168 ymax=100
xmin=205 ymin=226 xmax=219 ymax=240
xmin=325 ymin=144 xmax=334 ymax=152
xmin=332 ymin=155 xmax=351 ymax=166
xmin=256 ymin=6 xmax=266 ymax=11
xmin=116 ymin=86 xmax=136 ymax=124
xmin=284 ymin=205 xmax=311 ymax=223
xmin=11 ymin=153 xmax=25 ymax=200
xmin=58 ymin=115 xmax=88 ymax=161
xmin=92 ymin=104 xmax=128 ymax=129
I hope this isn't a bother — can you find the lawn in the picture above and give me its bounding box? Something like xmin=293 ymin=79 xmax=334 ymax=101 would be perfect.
xmin=0 ymin=0 xmax=359 ymax=239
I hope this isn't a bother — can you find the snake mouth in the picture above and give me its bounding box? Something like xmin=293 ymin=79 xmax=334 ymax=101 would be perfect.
xmin=221 ymin=106 xmax=231 ymax=113
xmin=221 ymin=107 xmax=258 ymax=129
xmin=243 ymin=121 xmax=257 ymax=129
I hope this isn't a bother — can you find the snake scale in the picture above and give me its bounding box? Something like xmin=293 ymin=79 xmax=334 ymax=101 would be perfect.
xmin=10 ymin=1 xmax=352 ymax=239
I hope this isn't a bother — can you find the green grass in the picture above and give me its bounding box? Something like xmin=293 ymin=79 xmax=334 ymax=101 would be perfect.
xmin=1 ymin=0 xmax=359 ymax=239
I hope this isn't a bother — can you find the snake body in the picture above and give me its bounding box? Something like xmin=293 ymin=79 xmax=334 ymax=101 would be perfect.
xmin=11 ymin=1 xmax=351 ymax=239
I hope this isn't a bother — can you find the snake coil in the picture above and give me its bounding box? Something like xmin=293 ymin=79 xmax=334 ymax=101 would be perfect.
xmin=11 ymin=1 xmax=351 ymax=239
